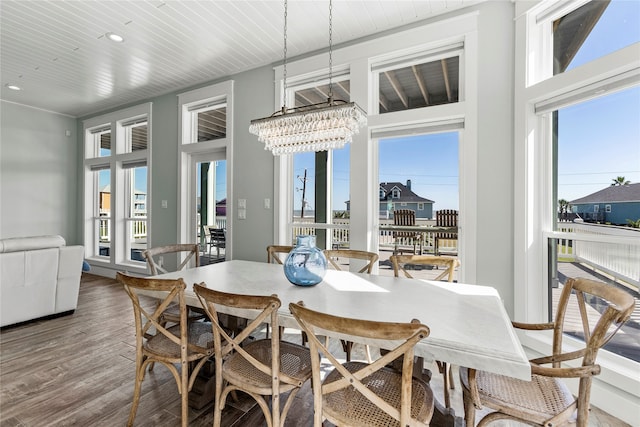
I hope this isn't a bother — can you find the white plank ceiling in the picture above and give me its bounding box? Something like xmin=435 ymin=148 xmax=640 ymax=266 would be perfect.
xmin=1 ymin=0 xmax=481 ymax=117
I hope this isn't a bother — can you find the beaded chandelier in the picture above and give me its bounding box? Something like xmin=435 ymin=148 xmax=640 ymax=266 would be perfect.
xmin=249 ymin=0 xmax=367 ymax=155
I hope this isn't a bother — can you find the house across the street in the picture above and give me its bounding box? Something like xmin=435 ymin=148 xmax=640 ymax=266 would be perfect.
xmin=571 ymin=183 xmax=640 ymax=225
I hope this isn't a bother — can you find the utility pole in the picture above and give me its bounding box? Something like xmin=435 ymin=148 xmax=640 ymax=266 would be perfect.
xmin=297 ymin=169 xmax=308 ymax=218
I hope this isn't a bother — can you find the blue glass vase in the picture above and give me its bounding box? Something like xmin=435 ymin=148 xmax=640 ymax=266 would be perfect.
xmin=284 ymin=235 xmax=327 ymax=286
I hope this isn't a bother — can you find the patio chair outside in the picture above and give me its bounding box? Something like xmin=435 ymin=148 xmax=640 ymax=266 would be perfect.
xmin=393 ymin=209 xmax=422 ymax=255
xmin=435 ymin=209 xmax=458 ymax=255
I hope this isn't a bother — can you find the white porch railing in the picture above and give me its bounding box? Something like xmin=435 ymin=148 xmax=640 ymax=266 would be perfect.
xmin=554 ymin=222 xmax=640 ymax=288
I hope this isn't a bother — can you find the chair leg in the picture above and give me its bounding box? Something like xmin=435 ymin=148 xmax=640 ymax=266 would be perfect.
xmin=181 ymin=363 xmax=189 ymax=427
xmin=461 ymin=386 xmax=476 ymax=427
xmin=441 ymin=362 xmax=451 ymax=409
xmin=127 ymin=361 xmax=146 ymax=427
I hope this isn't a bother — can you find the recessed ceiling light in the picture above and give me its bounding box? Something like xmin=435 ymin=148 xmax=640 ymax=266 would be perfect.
xmin=106 ymin=32 xmax=124 ymax=43
xmin=5 ymin=84 xmax=21 ymax=91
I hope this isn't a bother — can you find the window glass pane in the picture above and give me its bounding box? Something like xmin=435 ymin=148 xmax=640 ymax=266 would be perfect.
xmin=196 ymin=160 xmax=227 ymax=262
xmin=377 ymin=56 xmax=459 ymax=114
xmin=553 ymin=0 xmax=640 ymax=74
xmin=98 ymin=169 xmax=111 ymax=257
xmin=378 ymin=132 xmax=459 ymax=278
xmin=124 ymin=122 xmax=147 ymax=152
xmin=197 ymin=106 xmax=227 ymax=142
xmin=556 ymin=86 xmax=640 ymax=227
xmin=293 ymin=152 xmax=315 ymax=222
xmin=291 ymin=77 xmax=351 ymax=249
xmin=99 ymin=131 xmax=111 ymax=157
xmin=551 ymin=85 xmax=639 ymax=362
xmin=547 ymin=237 xmax=639 ymax=361
xmin=294 ymin=81 xmax=350 ymax=107
xmin=128 ymin=166 xmax=147 ymax=262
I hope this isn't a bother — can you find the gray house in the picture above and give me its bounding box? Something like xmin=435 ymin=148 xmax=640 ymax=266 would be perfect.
xmin=571 ymin=183 xmax=640 ymax=225
xmin=346 ymin=180 xmax=435 ymax=219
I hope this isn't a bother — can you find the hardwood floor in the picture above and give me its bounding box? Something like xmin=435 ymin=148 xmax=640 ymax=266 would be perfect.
xmin=0 ymin=273 xmax=630 ymax=426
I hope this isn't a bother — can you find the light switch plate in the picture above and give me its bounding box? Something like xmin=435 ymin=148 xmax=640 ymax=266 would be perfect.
xmin=238 ymin=209 xmax=246 ymax=220
xmin=264 ymin=198 xmax=270 ymax=209
xmin=238 ymin=198 xmax=247 ymax=209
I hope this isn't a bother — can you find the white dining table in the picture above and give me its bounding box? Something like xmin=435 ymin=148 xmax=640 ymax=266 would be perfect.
xmin=146 ymin=259 xmax=530 ymax=381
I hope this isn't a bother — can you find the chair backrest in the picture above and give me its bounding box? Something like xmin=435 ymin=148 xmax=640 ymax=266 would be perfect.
xmin=117 ymin=272 xmax=210 ymax=356
xmin=435 ymin=209 xmax=458 ymax=240
xmin=393 ymin=209 xmax=417 ymax=238
xmin=142 ymin=243 xmax=200 ymax=275
xmin=390 ymin=254 xmax=460 ymax=281
xmin=546 ymin=277 xmax=635 ymax=368
xmin=322 ymin=249 xmax=379 ymax=274
xmin=208 ymin=227 xmax=226 ymax=247
xmin=436 ymin=209 xmax=458 ymax=227
xmin=193 ymin=285 xmax=302 ymax=408
xmin=289 ymin=301 xmax=430 ymax=426
xmin=267 ymin=245 xmax=294 ymax=264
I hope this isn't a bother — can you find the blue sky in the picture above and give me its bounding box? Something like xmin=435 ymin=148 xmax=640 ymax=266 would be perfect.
xmin=294 ymin=0 xmax=640 ymax=213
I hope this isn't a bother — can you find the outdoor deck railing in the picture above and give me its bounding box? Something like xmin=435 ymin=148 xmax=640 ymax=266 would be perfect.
xmin=98 ymin=215 xmax=638 ymax=288
xmin=555 ymin=222 xmax=640 ymax=287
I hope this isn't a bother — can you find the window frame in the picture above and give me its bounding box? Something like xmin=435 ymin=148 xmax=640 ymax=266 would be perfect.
xmin=514 ymin=0 xmax=640 ymax=416
xmin=273 ymin=12 xmax=478 ymax=281
xmin=177 ymin=81 xmax=234 ymax=257
xmin=83 ymin=103 xmax=151 ymax=274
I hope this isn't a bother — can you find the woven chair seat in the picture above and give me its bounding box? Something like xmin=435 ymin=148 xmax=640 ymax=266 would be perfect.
xmin=460 ymin=367 xmax=576 ymax=424
xmin=223 ymin=339 xmax=313 ymax=393
xmin=323 ymin=361 xmax=434 ymax=426
xmin=145 ymin=322 xmax=213 ymax=360
xmin=162 ymin=303 xmax=206 ymax=321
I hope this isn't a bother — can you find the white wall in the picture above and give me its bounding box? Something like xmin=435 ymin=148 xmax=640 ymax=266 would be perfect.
xmin=0 ymin=101 xmax=79 ymax=243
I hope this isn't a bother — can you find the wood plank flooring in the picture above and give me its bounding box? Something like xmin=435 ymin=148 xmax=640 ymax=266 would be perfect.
xmin=0 ymin=273 xmax=630 ymax=427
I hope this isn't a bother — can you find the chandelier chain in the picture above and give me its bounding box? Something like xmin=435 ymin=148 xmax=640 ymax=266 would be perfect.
xmin=282 ymin=0 xmax=288 ymax=110
xmin=328 ymin=0 xmax=333 ymax=101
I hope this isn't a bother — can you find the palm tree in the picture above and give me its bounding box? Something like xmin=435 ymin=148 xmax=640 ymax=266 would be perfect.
xmin=611 ymin=176 xmax=630 ymax=186
xmin=558 ymin=199 xmax=569 ymax=213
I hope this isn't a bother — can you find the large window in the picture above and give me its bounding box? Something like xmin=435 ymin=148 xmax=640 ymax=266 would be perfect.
xmin=83 ymin=103 xmax=151 ymax=270
xmin=516 ymin=0 xmax=639 ymax=416
xmin=373 ymin=44 xmax=462 ymax=114
xmin=275 ymin=13 xmax=477 ymax=279
xmin=178 ymin=81 xmax=233 ymax=261
xmin=288 ymin=75 xmax=352 ymax=250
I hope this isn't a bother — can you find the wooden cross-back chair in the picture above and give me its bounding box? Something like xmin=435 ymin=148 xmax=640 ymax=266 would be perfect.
xmin=322 ymin=248 xmax=379 ymax=362
xmin=117 ymin=272 xmax=214 ymax=427
xmin=322 ymin=249 xmax=379 ymax=274
xmin=390 ymin=254 xmax=460 ymax=282
xmin=435 ymin=209 xmax=458 ymax=255
xmin=393 ymin=209 xmax=423 ymax=255
xmin=289 ymin=301 xmax=434 ymax=427
xmin=460 ymin=277 xmax=635 ymax=427
xmin=266 ymin=245 xmax=294 ymax=264
xmin=390 ymin=254 xmax=461 ymax=409
xmin=142 ymin=244 xmax=205 ymax=325
xmin=194 ymin=285 xmax=313 ymax=427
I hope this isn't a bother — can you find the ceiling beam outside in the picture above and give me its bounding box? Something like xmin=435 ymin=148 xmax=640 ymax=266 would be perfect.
xmin=384 ymin=70 xmax=408 ymax=109
xmin=411 ymin=65 xmax=430 ymax=106
xmin=441 ymin=59 xmax=452 ymax=102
